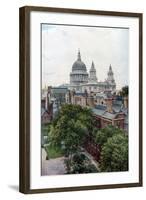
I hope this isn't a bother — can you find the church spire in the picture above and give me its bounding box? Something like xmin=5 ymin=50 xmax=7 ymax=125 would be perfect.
xmin=109 ymin=64 xmax=112 ymax=70
xmin=89 ymin=61 xmax=97 ymax=83
xmin=91 ymin=61 xmax=95 ymax=70
xmin=107 ymin=64 xmax=115 ymax=83
xmin=108 ymin=64 xmax=113 ymax=76
xmin=77 ymin=49 xmax=81 ymax=61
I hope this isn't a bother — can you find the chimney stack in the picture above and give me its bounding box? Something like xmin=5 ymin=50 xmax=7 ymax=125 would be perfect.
xmin=71 ymin=89 xmax=76 ymax=104
xmin=87 ymin=96 xmax=95 ymax=108
xmin=105 ymin=97 xmax=113 ymax=113
xmin=45 ymin=86 xmax=52 ymax=111
xmin=124 ymin=96 xmax=128 ymax=109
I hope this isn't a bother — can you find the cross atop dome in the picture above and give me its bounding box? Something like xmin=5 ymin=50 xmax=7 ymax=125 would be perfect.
xmin=77 ymin=49 xmax=81 ymax=61
xmin=109 ymin=64 xmax=112 ymax=71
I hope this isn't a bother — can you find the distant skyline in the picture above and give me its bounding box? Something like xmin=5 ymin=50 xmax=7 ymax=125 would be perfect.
xmin=42 ymin=24 xmax=129 ymax=90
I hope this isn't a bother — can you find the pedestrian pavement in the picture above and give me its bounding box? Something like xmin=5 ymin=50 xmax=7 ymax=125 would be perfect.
xmin=41 ymin=148 xmax=66 ymax=176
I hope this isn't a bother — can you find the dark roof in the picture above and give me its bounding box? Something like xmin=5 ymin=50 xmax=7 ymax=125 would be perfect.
xmin=113 ymin=100 xmax=123 ymax=106
xmin=95 ymin=105 xmax=107 ymax=110
xmin=92 ymin=102 xmax=126 ymax=120
xmin=102 ymin=112 xmax=117 ymax=120
xmin=51 ymin=87 xmax=68 ymax=94
xmin=106 ymin=93 xmax=113 ymax=98
xmin=72 ymin=60 xmax=87 ymax=71
xmin=92 ymin=108 xmax=106 ymax=117
xmin=112 ymin=100 xmax=123 ymax=113
xmin=112 ymin=105 xmax=121 ymax=113
xmin=115 ymin=96 xmax=123 ymax=101
xmin=92 ymin=107 xmax=118 ymax=120
xmin=122 ymin=107 xmax=128 ymax=115
xmin=96 ymin=93 xmax=106 ymax=98
xmin=75 ymin=92 xmax=85 ymax=96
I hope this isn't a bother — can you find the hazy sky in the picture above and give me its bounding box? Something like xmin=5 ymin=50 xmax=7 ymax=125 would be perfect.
xmin=42 ymin=24 xmax=129 ymax=90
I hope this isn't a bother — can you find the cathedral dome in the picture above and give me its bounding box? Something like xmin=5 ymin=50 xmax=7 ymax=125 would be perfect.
xmin=72 ymin=60 xmax=87 ymax=71
xmin=70 ymin=50 xmax=88 ymax=85
xmin=72 ymin=50 xmax=87 ymax=71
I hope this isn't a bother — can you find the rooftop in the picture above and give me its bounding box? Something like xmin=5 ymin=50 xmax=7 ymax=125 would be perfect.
xmin=51 ymin=87 xmax=68 ymax=94
xmin=92 ymin=107 xmax=118 ymax=120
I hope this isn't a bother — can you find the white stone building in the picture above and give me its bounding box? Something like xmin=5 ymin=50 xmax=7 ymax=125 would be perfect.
xmin=69 ymin=50 xmax=116 ymax=93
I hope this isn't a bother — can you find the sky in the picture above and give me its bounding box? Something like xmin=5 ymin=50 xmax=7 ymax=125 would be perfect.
xmin=42 ymin=23 xmax=129 ymax=90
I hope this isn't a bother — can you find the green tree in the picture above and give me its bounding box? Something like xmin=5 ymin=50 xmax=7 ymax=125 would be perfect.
xmin=119 ymin=85 xmax=128 ymax=97
xmin=78 ymin=107 xmax=95 ymax=133
xmin=95 ymin=125 xmax=125 ymax=146
xmin=100 ymin=134 xmax=128 ymax=172
xmin=65 ymin=153 xmax=98 ymax=174
xmin=48 ymin=104 xmax=93 ymax=159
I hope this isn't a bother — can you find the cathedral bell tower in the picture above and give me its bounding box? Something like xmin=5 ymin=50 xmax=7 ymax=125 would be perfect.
xmin=107 ymin=64 xmax=115 ymax=84
xmin=107 ymin=64 xmax=116 ymax=91
xmin=89 ymin=61 xmax=98 ymax=83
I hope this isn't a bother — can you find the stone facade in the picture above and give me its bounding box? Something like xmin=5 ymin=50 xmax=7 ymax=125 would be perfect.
xmin=70 ymin=50 xmax=88 ymax=85
xmin=69 ymin=50 xmax=116 ymax=93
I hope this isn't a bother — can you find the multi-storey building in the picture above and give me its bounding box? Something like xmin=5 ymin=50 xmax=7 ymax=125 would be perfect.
xmin=69 ymin=50 xmax=116 ymax=93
